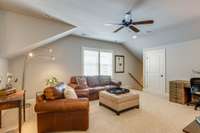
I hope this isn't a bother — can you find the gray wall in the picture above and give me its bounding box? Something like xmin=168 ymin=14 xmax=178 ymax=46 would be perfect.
xmin=166 ymin=38 xmax=200 ymax=90
xmin=9 ymin=35 xmax=142 ymax=99
xmin=0 ymin=57 xmax=8 ymax=89
xmin=148 ymin=38 xmax=200 ymax=92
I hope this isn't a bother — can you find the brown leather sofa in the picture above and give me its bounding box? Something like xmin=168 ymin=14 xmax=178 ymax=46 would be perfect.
xmin=35 ymin=95 xmax=89 ymax=133
xmin=68 ymin=76 xmax=121 ymax=100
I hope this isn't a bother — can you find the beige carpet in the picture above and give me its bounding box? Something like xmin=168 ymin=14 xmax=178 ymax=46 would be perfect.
xmin=0 ymin=91 xmax=199 ymax=133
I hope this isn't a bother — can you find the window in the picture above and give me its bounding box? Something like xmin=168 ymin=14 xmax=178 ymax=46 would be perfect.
xmin=83 ymin=48 xmax=113 ymax=76
xmin=83 ymin=49 xmax=99 ymax=76
xmin=100 ymin=51 xmax=113 ymax=76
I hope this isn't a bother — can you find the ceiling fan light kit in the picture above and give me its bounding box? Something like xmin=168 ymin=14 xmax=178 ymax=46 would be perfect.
xmin=106 ymin=11 xmax=154 ymax=34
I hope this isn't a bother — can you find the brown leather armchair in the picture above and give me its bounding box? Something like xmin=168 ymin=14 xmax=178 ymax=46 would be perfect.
xmin=35 ymin=96 xmax=89 ymax=133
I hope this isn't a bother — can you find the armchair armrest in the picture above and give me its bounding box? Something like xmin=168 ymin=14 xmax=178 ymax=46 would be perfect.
xmin=111 ymin=80 xmax=122 ymax=87
xmin=35 ymin=98 xmax=89 ymax=114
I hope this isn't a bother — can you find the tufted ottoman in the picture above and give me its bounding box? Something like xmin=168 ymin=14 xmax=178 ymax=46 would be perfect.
xmin=99 ymin=90 xmax=139 ymax=115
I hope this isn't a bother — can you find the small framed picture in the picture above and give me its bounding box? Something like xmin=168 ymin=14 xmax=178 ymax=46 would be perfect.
xmin=115 ymin=55 xmax=125 ymax=73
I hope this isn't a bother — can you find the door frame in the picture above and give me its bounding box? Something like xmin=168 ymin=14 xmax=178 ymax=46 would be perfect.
xmin=143 ymin=48 xmax=166 ymax=96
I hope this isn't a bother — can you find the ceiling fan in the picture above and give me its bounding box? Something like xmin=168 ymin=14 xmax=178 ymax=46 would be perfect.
xmin=106 ymin=11 xmax=154 ymax=33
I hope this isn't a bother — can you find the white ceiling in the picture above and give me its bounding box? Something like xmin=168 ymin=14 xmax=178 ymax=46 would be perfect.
xmin=1 ymin=0 xmax=200 ymax=59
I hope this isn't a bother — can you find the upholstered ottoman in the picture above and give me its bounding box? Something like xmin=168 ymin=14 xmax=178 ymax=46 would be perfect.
xmin=99 ymin=90 xmax=139 ymax=115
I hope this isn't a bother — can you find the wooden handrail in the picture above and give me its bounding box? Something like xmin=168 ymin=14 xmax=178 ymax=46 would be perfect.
xmin=128 ymin=73 xmax=143 ymax=88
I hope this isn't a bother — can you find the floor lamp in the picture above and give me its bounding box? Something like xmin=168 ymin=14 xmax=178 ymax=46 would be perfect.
xmin=21 ymin=48 xmax=55 ymax=121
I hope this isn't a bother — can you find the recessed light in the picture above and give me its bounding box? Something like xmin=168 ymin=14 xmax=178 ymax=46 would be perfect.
xmin=132 ymin=35 xmax=137 ymax=39
xmin=28 ymin=52 xmax=34 ymax=58
xmin=48 ymin=48 xmax=53 ymax=53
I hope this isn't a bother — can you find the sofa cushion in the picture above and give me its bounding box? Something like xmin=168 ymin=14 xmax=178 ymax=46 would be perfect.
xmin=93 ymin=86 xmax=106 ymax=91
xmin=89 ymin=86 xmax=105 ymax=94
xmin=87 ymin=76 xmax=100 ymax=87
xmin=75 ymin=89 xmax=89 ymax=97
xmin=76 ymin=76 xmax=88 ymax=89
xmin=99 ymin=76 xmax=111 ymax=85
xmin=88 ymin=88 xmax=97 ymax=94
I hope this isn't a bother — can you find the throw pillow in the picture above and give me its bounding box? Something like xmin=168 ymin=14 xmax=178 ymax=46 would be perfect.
xmin=76 ymin=76 xmax=88 ymax=89
xmin=54 ymin=82 xmax=66 ymax=98
xmin=64 ymin=85 xmax=78 ymax=99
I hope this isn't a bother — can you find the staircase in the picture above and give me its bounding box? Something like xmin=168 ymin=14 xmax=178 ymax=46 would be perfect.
xmin=128 ymin=73 xmax=143 ymax=90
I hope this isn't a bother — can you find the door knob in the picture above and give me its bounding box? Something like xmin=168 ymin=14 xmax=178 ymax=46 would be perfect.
xmin=161 ymin=75 xmax=164 ymax=77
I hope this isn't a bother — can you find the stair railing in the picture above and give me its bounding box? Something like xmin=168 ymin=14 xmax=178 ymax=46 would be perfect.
xmin=128 ymin=72 xmax=143 ymax=88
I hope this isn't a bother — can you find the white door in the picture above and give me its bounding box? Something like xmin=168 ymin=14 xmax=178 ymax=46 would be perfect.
xmin=144 ymin=49 xmax=165 ymax=96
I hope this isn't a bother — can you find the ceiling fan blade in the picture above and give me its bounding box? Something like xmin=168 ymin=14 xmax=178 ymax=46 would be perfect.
xmin=129 ymin=25 xmax=140 ymax=32
xmin=105 ymin=23 xmax=123 ymax=26
xmin=132 ymin=20 xmax=154 ymax=25
xmin=113 ymin=26 xmax=124 ymax=33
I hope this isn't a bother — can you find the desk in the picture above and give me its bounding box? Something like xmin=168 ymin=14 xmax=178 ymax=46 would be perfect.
xmin=183 ymin=120 xmax=200 ymax=133
xmin=0 ymin=91 xmax=25 ymax=133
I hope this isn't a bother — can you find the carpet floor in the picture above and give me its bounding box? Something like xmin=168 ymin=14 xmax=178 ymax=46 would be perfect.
xmin=0 ymin=90 xmax=199 ymax=133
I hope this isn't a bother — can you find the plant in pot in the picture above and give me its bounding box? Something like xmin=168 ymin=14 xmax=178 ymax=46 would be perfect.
xmin=46 ymin=77 xmax=59 ymax=87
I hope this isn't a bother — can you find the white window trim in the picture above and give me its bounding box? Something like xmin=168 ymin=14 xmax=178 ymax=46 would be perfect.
xmin=81 ymin=47 xmax=113 ymax=76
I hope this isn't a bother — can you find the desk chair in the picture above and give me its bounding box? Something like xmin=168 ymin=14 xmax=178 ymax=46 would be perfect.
xmin=190 ymin=78 xmax=200 ymax=110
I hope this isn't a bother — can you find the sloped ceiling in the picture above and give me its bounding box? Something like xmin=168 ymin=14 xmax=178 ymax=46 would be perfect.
xmin=1 ymin=0 xmax=200 ymax=60
xmin=0 ymin=9 xmax=75 ymax=58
